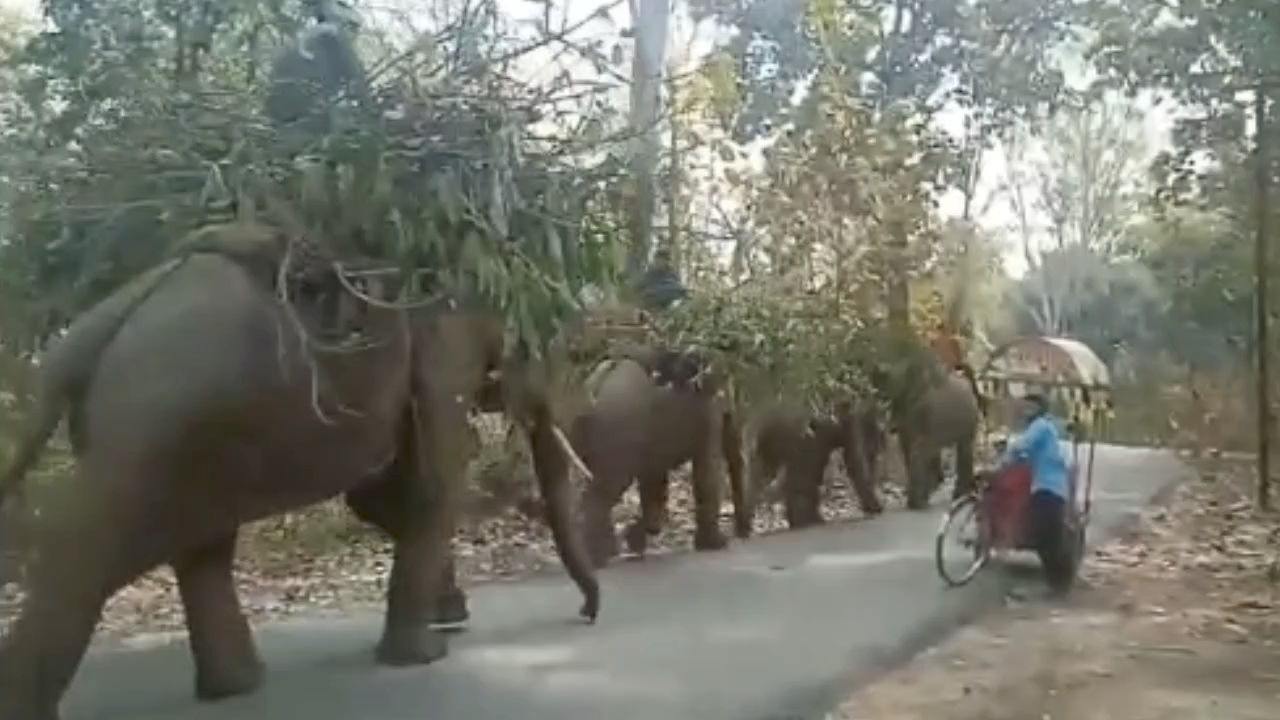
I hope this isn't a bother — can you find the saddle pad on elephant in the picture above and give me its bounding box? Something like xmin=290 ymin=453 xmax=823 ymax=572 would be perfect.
xmin=577 ymin=306 xmax=651 ymax=348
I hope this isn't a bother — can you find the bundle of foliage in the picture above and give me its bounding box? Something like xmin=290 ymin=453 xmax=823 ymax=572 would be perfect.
xmin=648 ymin=279 xmax=932 ymax=417
xmin=0 ymin=0 xmax=629 ymax=357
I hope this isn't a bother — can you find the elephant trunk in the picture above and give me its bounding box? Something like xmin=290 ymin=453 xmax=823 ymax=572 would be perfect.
xmin=721 ymin=407 xmax=751 ymax=538
xmin=527 ymin=403 xmax=600 ymax=623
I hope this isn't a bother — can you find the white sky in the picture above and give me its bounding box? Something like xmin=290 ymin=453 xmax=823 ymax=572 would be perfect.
xmin=0 ymin=0 xmax=1178 ymax=277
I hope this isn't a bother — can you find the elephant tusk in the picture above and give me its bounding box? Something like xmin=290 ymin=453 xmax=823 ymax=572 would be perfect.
xmin=552 ymin=424 xmax=593 ymax=481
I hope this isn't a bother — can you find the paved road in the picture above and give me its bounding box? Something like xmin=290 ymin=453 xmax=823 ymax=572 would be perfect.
xmin=64 ymin=444 xmax=1187 ymax=720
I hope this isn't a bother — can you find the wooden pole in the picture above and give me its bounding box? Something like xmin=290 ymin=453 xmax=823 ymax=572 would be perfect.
xmin=1254 ymin=87 xmax=1271 ymax=510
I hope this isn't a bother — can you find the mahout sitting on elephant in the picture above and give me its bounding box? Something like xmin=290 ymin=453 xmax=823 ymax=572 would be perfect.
xmin=746 ymin=397 xmax=885 ymax=529
xmin=567 ymin=342 xmax=750 ymax=567
xmin=0 ymin=219 xmax=598 ymax=719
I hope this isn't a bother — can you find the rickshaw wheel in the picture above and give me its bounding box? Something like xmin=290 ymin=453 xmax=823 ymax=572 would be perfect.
xmin=935 ymin=494 xmax=991 ymax=587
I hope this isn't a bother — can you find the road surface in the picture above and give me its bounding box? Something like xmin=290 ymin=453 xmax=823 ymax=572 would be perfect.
xmin=64 ymin=444 xmax=1187 ymax=720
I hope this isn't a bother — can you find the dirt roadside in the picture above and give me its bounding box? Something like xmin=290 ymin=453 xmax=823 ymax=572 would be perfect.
xmin=836 ymin=456 xmax=1280 ymax=720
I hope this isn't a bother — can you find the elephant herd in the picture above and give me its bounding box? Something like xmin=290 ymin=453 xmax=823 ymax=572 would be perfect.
xmin=0 ymin=222 xmax=982 ymax=720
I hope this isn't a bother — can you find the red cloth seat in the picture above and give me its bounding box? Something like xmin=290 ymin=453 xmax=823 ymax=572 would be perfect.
xmin=985 ymin=461 xmax=1031 ymax=549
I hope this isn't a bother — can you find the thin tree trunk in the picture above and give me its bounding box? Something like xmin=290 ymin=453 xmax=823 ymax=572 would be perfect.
xmin=627 ymin=0 xmax=670 ymax=279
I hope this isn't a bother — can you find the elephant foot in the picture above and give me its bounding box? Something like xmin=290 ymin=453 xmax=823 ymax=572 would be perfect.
xmin=693 ymin=527 xmax=727 ymax=552
xmin=586 ymin=525 xmax=620 ymax=569
xmin=579 ymin=588 xmax=600 ymax=625
xmin=195 ymin=655 xmax=265 ymax=702
xmin=787 ymin=515 xmax=823 ymax=530
xmin=0 ymin=678 xmax=57 ymax=720
xmin=428 ymin=590 xmax=471 ymax=633
xmin=862 ymin=499 xmax=885 ymax=516
xmin=905 ymin=483 xmax=932 ymax=510
xmin=0 ymin=702 xmax=57 ymax=720
xmin=734 ymin=516 xmax=753 ymax=539
xmin=375 ymin=621 xmax=449 ymax=667
xmin=623 ymin=521 xmax=649 ymax=557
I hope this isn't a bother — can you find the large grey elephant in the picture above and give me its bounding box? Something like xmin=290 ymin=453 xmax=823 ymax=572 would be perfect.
xmin=568 ymin=346 xmax=750 ymax=567
xmin=0 ymin=222 xmax=598 ymax=719
xmin=746 ymin=398 xmax=885 ymax=529
xmin=892 ymin=365 xmax=982 ymax=510
xmin=344 ymin=308 xmax=602 ymax=629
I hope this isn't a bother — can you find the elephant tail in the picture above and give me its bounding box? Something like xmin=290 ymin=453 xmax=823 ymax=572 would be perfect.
xmin=0 ymin=392 xmax=64 ymax=507
xmin=0 ymin=258 xmax=190 ymax=507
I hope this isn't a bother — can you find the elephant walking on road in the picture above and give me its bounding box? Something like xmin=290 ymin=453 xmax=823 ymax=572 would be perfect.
xmin=747 ymin=400 xmax=885 ymax=529
xmin=343 ymin=308 xmax=601 ymax=630
xmin=570 ymin=347 xmax=750 ymax=567
xmin=0 ymin=223 xmax=598 ymax=719
xmin=897 ymin=370 xmax=982 ymax=510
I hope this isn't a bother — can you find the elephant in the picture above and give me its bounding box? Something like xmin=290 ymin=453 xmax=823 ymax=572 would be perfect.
xmin=343 ymin=308 xmax=602 ymax=630
xmin=568 ymin=344 xmax=750 ymax=568
xmin=891 ymin=364 xmax=983 ymax=511
xmin=745 ymin=398 xmax=885 ymax=529
xmin=0 ymin=220 xmax=598 ymax=719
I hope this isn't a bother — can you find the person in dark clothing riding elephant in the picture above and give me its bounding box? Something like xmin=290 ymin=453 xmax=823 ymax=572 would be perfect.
xmin=637 ymin=248 xmax=689 ymax=312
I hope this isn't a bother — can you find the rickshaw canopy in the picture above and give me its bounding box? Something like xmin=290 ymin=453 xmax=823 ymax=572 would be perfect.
xmin=977 ymin=336 xmax=1113 ymax=432
xmin=982 ymin=336 xmax=1110 ymax=387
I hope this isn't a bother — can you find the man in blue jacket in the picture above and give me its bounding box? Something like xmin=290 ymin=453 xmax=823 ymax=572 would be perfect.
xmin=998 ymin=391 xmax=1079 ymax=592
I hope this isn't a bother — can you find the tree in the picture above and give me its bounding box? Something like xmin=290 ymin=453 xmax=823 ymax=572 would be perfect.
xmin=0 ymin=0 xmax=631 ymax=356
xmin=1000 ymin=92 xmax=1152 ymax=335
xmin=1136 ymin=207 xmax=1252 ymax=372
xmin=626 ymin=0 xmax=671 ymax=276
xmin=684 ymin=0 xmax=1077 ymax=340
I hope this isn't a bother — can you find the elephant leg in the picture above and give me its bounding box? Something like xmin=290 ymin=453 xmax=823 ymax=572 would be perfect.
xmin=346 ymin=478 xmax=469 ymax=630
xmin=0 ymin=468 xmax=161 ymax=720
xmin=902 ymin=430 xmax=933 ymax=511
xmin=782 ymin=455 xmax=824 ymax=529
xmin=580 ymin=468 xmax=630 ymax=569
xmin=749 ymin=447 xmax=782 ymax=511
xmin=625 ymin=471 xmax=668 ymax=557
xmin=721 ymin=411 xmax=751 ymax=539
xmin=374 ymin=390 xmax=466 ymax=667
xmin=952 ymin=438 xmax=977 ymax=500
xmin=527 ymin=410 xmax=600 ymax=622
xmin=929 ymin=452 xmax=945 ymax=492
xmin=690 ymin=423 xmax=728 ymax=552
xmin=841 ymin=438 xmax=884 ymax=516
xmin=174 ymin=532 xmax=264 ymax=700
xmin=639 ymin=470 xmax=670 ymax=534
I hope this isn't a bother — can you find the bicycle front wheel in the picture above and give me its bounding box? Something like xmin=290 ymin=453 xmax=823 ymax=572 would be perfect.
xmin=935 ymin=494 xmax=991 ymax=587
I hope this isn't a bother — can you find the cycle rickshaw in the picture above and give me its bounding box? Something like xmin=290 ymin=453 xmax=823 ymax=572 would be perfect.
xmin=934 ymin=336 xmax=1113 ymax=588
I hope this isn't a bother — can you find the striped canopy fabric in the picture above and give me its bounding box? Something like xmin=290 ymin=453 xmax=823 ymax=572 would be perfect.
xmin=978 ymin=336 xmax=1113 ymax=437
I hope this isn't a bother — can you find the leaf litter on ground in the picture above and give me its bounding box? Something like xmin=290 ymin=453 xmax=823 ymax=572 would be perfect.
xmin=837 ymin=455 xmax=1280 ymax=720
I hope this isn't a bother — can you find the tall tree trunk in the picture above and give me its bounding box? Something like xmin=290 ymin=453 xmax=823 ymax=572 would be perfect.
xmin=627 ymin=0 xmax=670 ymax=280
xmin=664 ymin=74 xmax=681 ymax=271
xmin=877 ymin=0 xmax=911 ymax=337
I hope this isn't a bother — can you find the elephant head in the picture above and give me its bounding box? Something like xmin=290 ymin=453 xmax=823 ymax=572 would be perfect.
xmin=875 ymin=345 xmax=982 ymax=510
